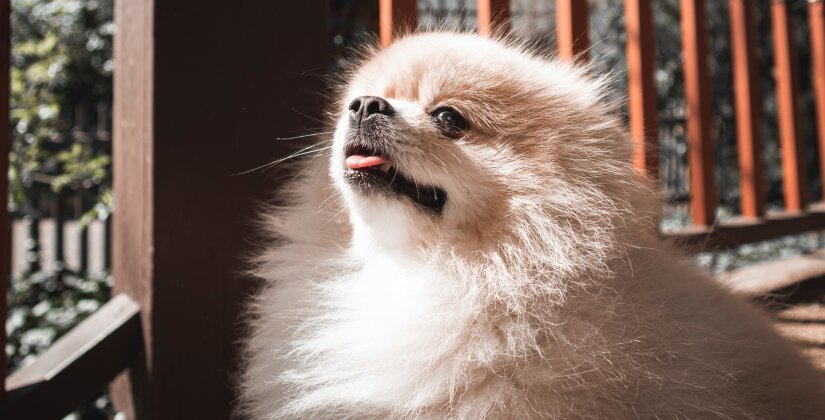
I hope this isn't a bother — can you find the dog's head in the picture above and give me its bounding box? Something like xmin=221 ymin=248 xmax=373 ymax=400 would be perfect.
xmin=330 ymin=33 xmax=648 ymax=254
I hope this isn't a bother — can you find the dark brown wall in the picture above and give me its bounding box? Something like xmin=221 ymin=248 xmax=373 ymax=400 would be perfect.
xmin=112 ymin=1 xmax=329 ymax=417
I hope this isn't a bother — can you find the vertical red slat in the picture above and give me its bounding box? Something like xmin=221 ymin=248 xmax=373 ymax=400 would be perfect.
xmin=380 ymin=0 xmax=417 ymax=47
xmin=624 ymin=0 xmax=659 ymax=177
xmin=477 ymin=0 xmax=510 ymax=36
xmin=556 ymin=0 xmax=589 ymax=61
xmin=680 ymin=0 xmax=717 ymax=226
xmin=0 ymin=0 xmax=10 ymax=396
xmin=729 ymin=0 xmax=766 ymax=218
xmin=772 ymin=0 xmax=806 ymax=211
xmin=810 ymin=0 xmax=825 ymax=201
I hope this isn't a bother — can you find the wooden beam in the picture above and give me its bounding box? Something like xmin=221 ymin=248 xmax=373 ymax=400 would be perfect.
xmin=729 ymin=0 xmax=766 ymax=218
xmin=680 ymin=0 xmax=717 ymax=226
xmin=477 ymin=0 xmax=510 ymax=36
xmin=0 ymin=0 xmax=10 ymax=397
xmin=380 ymin=0 xmax=417 ymax=47
xmin=556 ymin=0 xmax=589 ymax=61
xmin=771 ymin=0 xmax=807 ymax=211
xmin=722 ymin=249 xmax=825 ymax=298
xmin=111 ymin=1 xmax=330 ymax=418
xmin=810 ymin=0 xmax=825 ymax=202
xmin=0 ymin=295 xmax=141 ymax=419
xmin=665 ymin=203 xmax=825 ymax=250
xmin=110 ymin=0 xmax=153 ymax=414
xmin=624 ymin=0 xmax=659 ymax=177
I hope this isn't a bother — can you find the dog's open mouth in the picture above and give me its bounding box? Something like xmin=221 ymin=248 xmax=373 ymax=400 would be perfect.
xmin=343 ymin=144 xmax=447 ymax=214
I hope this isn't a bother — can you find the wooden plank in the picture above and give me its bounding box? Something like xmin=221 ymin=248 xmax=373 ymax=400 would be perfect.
xmin=810 ymin=0 xmax=825 ymax=201
xmin=380 ymin=0 xmax=417 ymax=47
xmin=721 ymin=249 xmax=825 ymax=298
xmin=0 ymin=0 xmax=10 ymax=396
xmin=771 ymin=0 xmax=807 ymax=211
xmin=729 ymin=0 xmax=766 ymax=218
xmin=477 ymin=0 xmax=510 ymax=36
xmin=556 ymin=0 xmax=589 ymax=61
xmin=0 ymin=295 xmax=141 ymax=419
xmin=110 ymin=0 xmax=157 ymax=415
xmin=665 ymin=203 xmax=825 ymax=250
xmin=111 ymin=1 xmax=330 ymax=418
xmin=680 ymin=0 xmax=717 ymax=226
xmin=624 ymin=0 xmax=659 ymax=177
xmin=38 ymin=219 xmax=56 ymax=273
xmin=62 ymin=221 xmax=82 ymax=272
xmin=10 ymin=219 xmax=27 ymax=278
xmin=87 ymin=219 xmax=107 ymax=274
xmin=52 ymin=191 xmax=64 ymax=266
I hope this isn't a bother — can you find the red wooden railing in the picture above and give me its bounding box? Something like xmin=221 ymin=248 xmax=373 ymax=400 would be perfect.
xmin=625 ymin=0 xmax=659 ymax=178
xmin=681 ymin=0 xmax=717 ymax=227
xmin=814 ymin=0 xmax=825 ymax=196
xmin=774 ymin=0 xmax=807 ymax=212
xmin=556 ymin=0 xmax=589 ymax=61
xmin=380 ymin=0 xmax=417 ymax=47
xmin=477 ymin=0 xmax=510 ymax=36
xmin=730 ymin=0 xmax=766 ymax=219
xmin=673 ymin=0 xmax=825 ymax=249
xmin=3 ymin=0 xmax=825 ymax=418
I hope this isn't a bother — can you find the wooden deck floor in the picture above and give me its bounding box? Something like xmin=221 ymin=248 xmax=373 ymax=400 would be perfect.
xmin=763 ymin=278 xmax=825 ymax=371
xmin=774 ymin=302 xmax=825 ymax=370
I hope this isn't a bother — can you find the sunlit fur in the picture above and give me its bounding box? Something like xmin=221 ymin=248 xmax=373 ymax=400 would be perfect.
xmin=238 ymin=33 xmax=825 ymax=419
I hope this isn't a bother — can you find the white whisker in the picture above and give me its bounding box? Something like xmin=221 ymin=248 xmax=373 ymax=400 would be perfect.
xmin=275 ymin=131 xmax=335 ymax=141
xmin=233 ymin=143 xmax=332 ymax=176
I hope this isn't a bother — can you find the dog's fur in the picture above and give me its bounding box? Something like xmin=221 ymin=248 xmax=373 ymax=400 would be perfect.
xmin=238 ymin=33 xmax=825 ymax=419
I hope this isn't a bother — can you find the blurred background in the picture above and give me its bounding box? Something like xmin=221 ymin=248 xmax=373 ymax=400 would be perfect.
xmin=6 ymin=0 xmax=112 ymax=416
xmin=5 ymin=0 xmax=824 ymax=418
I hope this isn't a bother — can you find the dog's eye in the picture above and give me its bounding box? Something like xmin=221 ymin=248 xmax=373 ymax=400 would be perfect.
xmin=432 ymin=107 xmax=469 ymax=139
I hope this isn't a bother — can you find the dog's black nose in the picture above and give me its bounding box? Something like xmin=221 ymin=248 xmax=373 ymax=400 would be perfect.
xmin=349 ymin=96 xmax=394 ymax=122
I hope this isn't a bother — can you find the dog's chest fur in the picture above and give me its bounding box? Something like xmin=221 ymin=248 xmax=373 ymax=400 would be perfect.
xmin=240 ymin=221 xmax=825 ymax=419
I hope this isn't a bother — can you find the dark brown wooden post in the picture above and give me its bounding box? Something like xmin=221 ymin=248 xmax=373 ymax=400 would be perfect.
xmin=556 ymin=0 xmax=589 ymax=61
xmin=680 ymin=0 xmax=717 ymax=226
xmin=772 ymin=0 xmax=806 ymax=211
xmin=0 ymin=0 xmax=9 ymax=397
xmin=111 ymin=1 xmax=329 ymax=418
xmin=810 ymin=0 xmax=825 ymax=201
xmin=380 ymin=0 xmax=417 ymax=47
xmin=730 ymin=0 xmax=766 ymax=218
xmin=624 ymin=0 xmax=659 ymax=178
xmin=477 ymin=0 xmax=510 ymax=36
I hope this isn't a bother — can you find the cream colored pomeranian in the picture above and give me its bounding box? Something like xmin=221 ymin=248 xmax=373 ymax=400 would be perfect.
xmin=238 ymin=33 xmax=825 ymax=419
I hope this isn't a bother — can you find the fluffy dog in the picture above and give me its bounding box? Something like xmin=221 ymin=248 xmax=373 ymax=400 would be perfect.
xmin=238 ymin=33 xmax=825 ymax=419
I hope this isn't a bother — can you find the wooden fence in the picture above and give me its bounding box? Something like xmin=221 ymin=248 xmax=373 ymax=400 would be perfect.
xmin=10 ymin=216 xmax=110 ymax=279
xmin=1 ymin=0 xmax=825 ymax=418
xmin=8 ymin=96 xmax=112 ymax=280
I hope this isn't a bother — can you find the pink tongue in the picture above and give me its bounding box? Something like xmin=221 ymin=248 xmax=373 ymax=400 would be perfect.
xmin=346 ymin=154 xmax=390 ymax=169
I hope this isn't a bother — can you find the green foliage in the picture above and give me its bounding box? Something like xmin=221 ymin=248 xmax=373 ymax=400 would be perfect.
xmin=52 ymin=142 xmax=110 ymax=192
xmin=7 ymin=0 xmax=114 ymax=353
xmin=6 ymin=1 xmax=114 ymax=417
xmin=6 ymin=270 xmax=111 ymax=370
xmin=9 ymin=0 xmax=113 ymax=213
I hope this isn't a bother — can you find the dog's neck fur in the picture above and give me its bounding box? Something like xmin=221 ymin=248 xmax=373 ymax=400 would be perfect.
xmin=349 ymin=206 xmax=418 ymax=258
xmin=243 ymin=154 xmax=645 ymax=417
